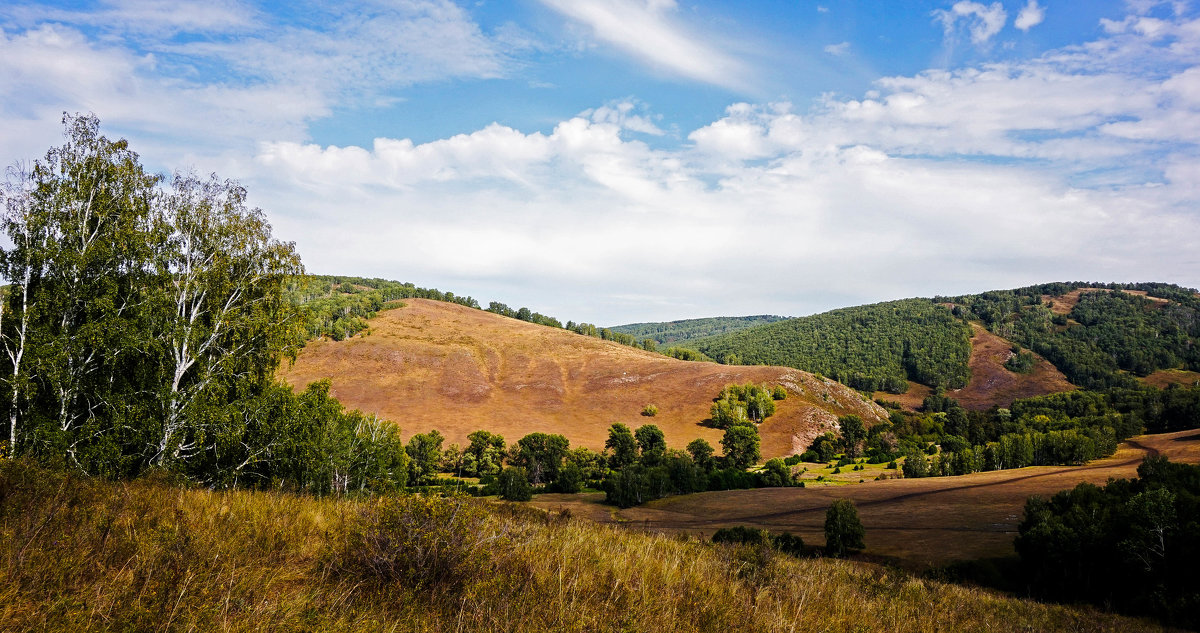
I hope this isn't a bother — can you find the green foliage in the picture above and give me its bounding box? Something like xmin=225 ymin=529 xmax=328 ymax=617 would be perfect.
xmin=1015 ymin=457 xmax=1200 ymax=628
xmin=609 ymin=315 xmax=788 ymax=346
xmin=709 ymin=383 xmax=777 ymax=428
xmin=462 ymin=430 xmax=506 ymax=479
xmin=838 ymin=415 xmax=866 ymax=456
xmin=1005 ymin=347 xmax=1035 ymax=374
xmin=758 ymin=458 xmax=792 ymax=487
xmin=604 ymin=423 xmax=638 ymax=469
xmin=944 ymin=283 xmax=1200 ymax=389
xmin=634 ymin=424 xmax=666 ymax=465
xmin=721 ymin=424 xmax=761 ymax=469
xmin=496 ymin=466 xmax=534 ymax=501
xmin=687 ymin=299 xmax=972 ymax=392
xmin=824 ymin=499 xmax=866 ymax=557
xmin=641 ymin=403 xmax=658 ymax=417
xmin=288 ymin=275 xmax=479 ymax=342
xmin=405 ymin=430 xmax=445 ymax=485
xmin=686 ymin=438 xmax=715 ymax=471
xmin=511 ymin=432 xmax=570 ymax=485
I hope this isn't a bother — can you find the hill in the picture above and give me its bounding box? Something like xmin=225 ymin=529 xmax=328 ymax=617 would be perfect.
xmin=681 ymin=299 xmax=973 ymax=393
xmin=609 ymin=315 xmax=787 ymax=346
xmin=943 ymin=282 xmax=1200 ymax=390
xmin=280 ymin=299 xmax=885 ymax=458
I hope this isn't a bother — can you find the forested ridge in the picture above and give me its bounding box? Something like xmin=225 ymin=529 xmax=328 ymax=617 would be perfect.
xmin=610 ymin=315 xmax=787 ymax=346
xmin=941 ymin=281 xmax=1200 ymax=390
xmin=682 ymin=299 xmax=973 ymax=393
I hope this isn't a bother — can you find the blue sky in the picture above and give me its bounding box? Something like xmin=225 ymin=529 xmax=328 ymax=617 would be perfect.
xmin=2 ymin=0 xmax=1198 ymax=324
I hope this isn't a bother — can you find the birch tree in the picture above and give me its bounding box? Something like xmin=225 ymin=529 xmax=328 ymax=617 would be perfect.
xmin=151 ymin=172 xmax=302 ymax=466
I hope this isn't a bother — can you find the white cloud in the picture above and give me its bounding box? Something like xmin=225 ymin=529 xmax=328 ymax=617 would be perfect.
xmin=0 ymin=1 xmax=510 ymax=170
xmin=824 ymin=41 xmax=851 ymax=56
xmin=1015 ymin=0 xmax=1045 ymax=31
xmin=934 ymin=1 xmax=1008 ymax=45
xmin=538 ymin=0 xmax=752 ymax=91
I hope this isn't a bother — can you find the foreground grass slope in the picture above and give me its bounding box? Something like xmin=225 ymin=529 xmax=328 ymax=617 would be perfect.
xmin=279 ymin=299 xmax=884 ymax=458
xmin=0 ymin=461 xmax=1160 ymax=633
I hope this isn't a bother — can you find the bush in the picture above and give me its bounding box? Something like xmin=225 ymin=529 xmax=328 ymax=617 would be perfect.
xmin=497 ymin=467 xmax=533 ymax=501
xmin=641 ymin=404 xmax=659 ymax=417
xmin=343 ymin=494 xmax=506 ymax=590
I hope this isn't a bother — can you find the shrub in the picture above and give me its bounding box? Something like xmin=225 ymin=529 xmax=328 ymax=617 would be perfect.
xmin=824 ymin=499 xmax=865 ymax=557
xmin=343 ymin=494 xmax=506 ymax=590
xmin=497 ymin=466 xmax=534 ymax=501
xmin=641 ymin=404 xmax=659 ymax=417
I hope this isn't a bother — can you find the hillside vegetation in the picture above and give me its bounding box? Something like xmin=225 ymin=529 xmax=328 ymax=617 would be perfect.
xmin=610 ymin=315 xmax=787 ymax=346
xmin=0 ymin=459 xmax=1165 ymax=633
xmin=684 ymin=299 xmax=973 ymax=393
xmin=943 ymin=282 xmax=1200 ymax=390
xmin=279 ymin=299 xmax=885 ymax=459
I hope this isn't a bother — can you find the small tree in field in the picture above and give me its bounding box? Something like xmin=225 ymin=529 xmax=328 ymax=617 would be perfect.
xmin=497 ymin=466 xmax=532 ymax=501
xmin=824 ymin=498 xmax=865 ymax=557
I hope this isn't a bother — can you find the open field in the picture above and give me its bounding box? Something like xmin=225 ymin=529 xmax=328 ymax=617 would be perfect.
xmin=280 ymin=299 xmax=885 ymax=457
xmin=530 ymin=430 xmax=1200 ymax=567
xmin=874 ymin=323 xmax=1073 ymax=411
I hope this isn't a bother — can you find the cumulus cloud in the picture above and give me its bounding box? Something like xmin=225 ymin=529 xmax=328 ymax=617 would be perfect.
xmin=538 ymin=0 xmax=752 ymax=91
xmin=1015 ymin=0 xmax=1045 ymax=31
xmin=934 ymin=1 xmax=1008 ymax=44
xmin=247 ymin=7 xmax=1200 ymax=321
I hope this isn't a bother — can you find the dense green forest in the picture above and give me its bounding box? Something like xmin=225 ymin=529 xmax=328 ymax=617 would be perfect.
xmin=1016 ymin=456 xmax=1200 ymax=629
xmin=610 ymin=315 xmax=787 ymax=346
xmin=682 ymin=299 xmax=973 ymax=393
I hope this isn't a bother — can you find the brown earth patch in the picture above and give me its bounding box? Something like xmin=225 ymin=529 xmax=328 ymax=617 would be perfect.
xmin=1142 ymin=369 xmax=1200 ymax=388
xmin=530 ymin=430 xmax=1200 ymax=567
xmin=950 ymin=323 xmax=1076 ymax=410
xmin=279 ymin=299 xmax=885 ymax=457
xmin=1042 ymin=288 xmax=1169 ymax=315
xmin=872 ymin=324 xmax=1074 ymax=412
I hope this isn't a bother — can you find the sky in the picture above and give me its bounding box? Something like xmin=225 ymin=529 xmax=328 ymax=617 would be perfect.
xmin=1 ymin=0 xmax=1198 ymax=325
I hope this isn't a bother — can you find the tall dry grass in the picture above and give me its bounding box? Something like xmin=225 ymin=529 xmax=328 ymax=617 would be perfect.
xmin=0 ymin=460 xmax=1165 ymax=632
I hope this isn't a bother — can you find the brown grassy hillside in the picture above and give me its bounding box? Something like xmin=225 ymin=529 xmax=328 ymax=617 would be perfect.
xmin=279 ymin=299 xmax=884 ymax=458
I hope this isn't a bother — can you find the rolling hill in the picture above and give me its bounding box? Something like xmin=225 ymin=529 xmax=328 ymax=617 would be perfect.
xmin=279 ymin=298 xmax=885 ymax=458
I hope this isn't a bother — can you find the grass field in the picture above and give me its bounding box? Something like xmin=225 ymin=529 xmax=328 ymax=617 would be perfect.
xmin=279 ymin=299 xmax=885 ymax=458
xmin=529 ymin=430 xmax=1200 ymax=567
xmin=0 ymin=459 xmax=1170 ymax=632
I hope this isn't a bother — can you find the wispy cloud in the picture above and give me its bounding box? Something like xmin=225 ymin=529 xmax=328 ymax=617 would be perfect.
xmin=0 ymin=0 xmax=511 ymax=162
xmin=934 ymin=1 xmax=1008 ymax=45
xmin=538 ymin=0 xmax=752 ymax=91
xmin=824 ymin=41 xmax=851 ymax=56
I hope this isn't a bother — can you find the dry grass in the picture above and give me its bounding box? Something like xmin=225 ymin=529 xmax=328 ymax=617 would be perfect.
xmin=0 ymin=460 xmax=1168 ymax=632
xmin=531 ymin=430 xmax=1200 ymax=567
xmin=1141 ymin=369 xmax=1200 ymax=388
xmin=278 ymin=299 xmax=885 ymax=458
